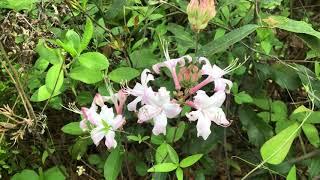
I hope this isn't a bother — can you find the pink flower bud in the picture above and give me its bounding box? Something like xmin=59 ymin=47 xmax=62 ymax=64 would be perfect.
xmin=187 ymin=0 xmax=216 ymax=31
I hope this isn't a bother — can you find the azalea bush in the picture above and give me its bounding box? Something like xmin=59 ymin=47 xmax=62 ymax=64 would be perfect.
xmin=1 ymin=0 xmax=320 ymax=179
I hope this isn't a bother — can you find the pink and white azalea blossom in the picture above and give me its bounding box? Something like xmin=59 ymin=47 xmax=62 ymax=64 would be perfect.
xmin=137 ymin=87 xmax=181 ymax=135
xmin=90 ymin=105 xmax=125 ymax=149
xmin=152 ymin=47 xmax=192 ymax=90
xmin=189 ymin=57 xmax=233 ymax=94
xmin=126 ymin=69 xmax=155 ymax=112
xmin=186 ymin=90 xmax=230 ymax=140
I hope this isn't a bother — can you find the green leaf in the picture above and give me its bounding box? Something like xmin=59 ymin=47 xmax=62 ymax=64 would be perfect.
xmin=57 ymin=30 xmax=81 ymax=57
xmin=78 ymin=52 xmax=109 ymax=71
xmin=166 ymin=122 xmax=186 ymax=143
xmin=130 ymin=49 xmax=158 ymax=69
xmin=127 ymin=135 xmax=140 ymax=142
xmin=166 ymin=144 xmax=179 ymax=164
xmin=263 ymin=16 xmax=320 ymax=39
xmin=271 ymin=101 xmax=287 ymax=121
xmin=104 ymin=147 xmax=123 ymax=180
xmin=42 ymin=150 xmax=49 ymax=164
xmin=80 ymin=18 xmax=94 ymax=52
xmin=61 ymin=122 xmax=83 ymax=135
xmin=200 ymin=24 xmax=259 ymax=56
xmin=109 ymin=67 xmax=139 ymax=83
xmin=147 ymin=163 xmax=177 ymax=172
xmin=12 ymin=169 xmax=39 ymax=180
xmin=156 ymin=143 xmax=168 ymax=163
xmin=44 ymin=166 xmax=66 ymax=180
xmin=31 ymin=85 xmax=61 ymax=102
xmin=71 ymin=138 xmax=92 ymax=160
xmin=302 ymin=123 xmax=320 ymax=148
xmin=34 ymin=58 xmax=49 ymax=72
xmin=88 ymin=154 xmax=102 ymax=165
xmin=271 ymin=63 xmax=301 ymax=90
xmin=286 ymin=165 xmax=296 ymax=180
xmin=179 ymin=154 xmax=203 ymax=168
xmin=0 ymin=0 xmax=39 ymax=11
xmin=69 ymin=66 xmax=103 ymax=84
xmin=260 ymin=123 xmax=299 ymax=165
xmin=176 ymin=167 xmax=183 ymax=180
xmin=239 ymin=108 xmax=274 ymax=146
xmin=234 ymin=91 xmax=253 ymax=104
xmin=36 ymin=40 xmax=63 ymax=65
xmin=45 ymin=64 xmax=64 ymax=93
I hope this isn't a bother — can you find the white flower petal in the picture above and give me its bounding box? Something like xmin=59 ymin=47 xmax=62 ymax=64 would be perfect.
xmin=214 ymin=78 xmax=233 ymax=92
xmin=81 ymin=107 xmax=100 ymax=125
xmin=163 ymin=103 xmax=181 ymax=118
xmin=112 ymin=115 xmax=125 ymax=130
xmin=100 ymin=105 xmax=115 ymax=123
xmin=209 ymin=91 xmax=226 ymax=108
xmin=127 ymin=96 xmax=142 ymax=112
xmin=104 ymin=131 xmax=117 ymax=149
xmin=141 ymin=69 xmax=154 ymax=86
xmin=138 ymin=105 xmax=160 ymax=123
xmin=196 ymin=113 xmax=212 ymax=140
xmin=152 ymin=112 xmax=167 ymax=135
xmin=186 ymin=110 xmax=201 ymax=121
xmin=91 ymin=127 xmax=105 ymax=146
xmin=193 ymin=90 xmax=211 ymax=109
xmin=206 ymin=107 xmax=230 ymax=126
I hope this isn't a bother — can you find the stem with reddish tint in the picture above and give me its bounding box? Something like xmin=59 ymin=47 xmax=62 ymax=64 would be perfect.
xmin=171 ymin=68 xmax=181 ymax=90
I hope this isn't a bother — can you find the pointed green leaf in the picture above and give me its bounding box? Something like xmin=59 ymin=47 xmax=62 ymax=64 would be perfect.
xmin=147 ymin=163 xmax=177 ymax=173
xmin=176 ymin=167 xmax=183 ymax=180
xmin=302 ymin=123 xmax=320 ymax=148
xmin=286 ymin=165 xmax=296 ymax=180
xmin=109 ymin=67 xmax=139 ymax=83
xmin=45 ymin=64 xmax=64 ymax=92
xmin=180 ymin=154 xmax=203 ymax=168
xmin=166 ymin=144 xmax=179 ymax=164
xmin=200 ymin=24 xmax=259 ymax=56
xmin=61 ymin=122 xmax=83 ymax=135
xmin=80 ymin=18 xmax=94 ymax=52
xmin=260 ymin=123 xmax=299 ymax=164
xmin=69 ymin=66 xmax=103 ymax=84
xmin=104 ymin=147 xmax=123 ymax=180
xmin=78 ymin=52 xmax=109 ymax=71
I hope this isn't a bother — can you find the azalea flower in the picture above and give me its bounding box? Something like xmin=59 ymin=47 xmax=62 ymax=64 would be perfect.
xmin=137 ymin=87 xmax=181 ymax=135
xmin=126 ymin=69 xmax=155 ymax=112
xmin=186 ymin=90 xmax=230 ymax=140
xmin=90 ymin=105 xmax=125 ymax=149
xmin=152 ymin=46 xmax=192 ymax=90
xmin=189 ymin=57 xmax=234 ymax=94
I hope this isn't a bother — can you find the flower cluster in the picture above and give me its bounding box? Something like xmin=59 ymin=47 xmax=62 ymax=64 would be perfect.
xmin=78 ymin=52 xmax=237 ymax=149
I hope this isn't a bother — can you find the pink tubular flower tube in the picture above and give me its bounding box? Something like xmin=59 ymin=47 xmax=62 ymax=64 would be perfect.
xmin=189 ymin=57 xmax=233 ymax=94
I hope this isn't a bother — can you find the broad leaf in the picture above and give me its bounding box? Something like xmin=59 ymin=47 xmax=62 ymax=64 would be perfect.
xmin=78 ymin=52 xmax=109 ymax=71
xmin=31 ymin=85 xmax=61 ymax=102
xmin=180 ymin=154 xmax=203 ymax=168
xmin=302 ymin=123 xmax=320 ymax=148
xmin=147 ymin=163 xmax=177 ymax=173
xmin=69 ymin=66 xmax=103 ymax=84
xmin=109 ymin=67 xmax=139 ymax=83
xmin=45 ymin=64 xmax=64 ymax=93
xmin=36 ymin=40 xmax=63 ymax=65
xmin=104 ymin=147 xmax=123 ymax=180
xmin=12 ymin=169 xmax=39 ymax=180
xmin=263 ymin=16 xmax=320 ymax=39
xmin=61 ymin=122 xmax=83 ymax=135
xmin=260 ymin=123 xmax=299 ymax=164
xmin=176 ymin=167 xmax=183 ymax=180
xmin=44 ymin=166 xmax=66 ymax=180
xmin=166 ymin=144 xmax=179 ymax=164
